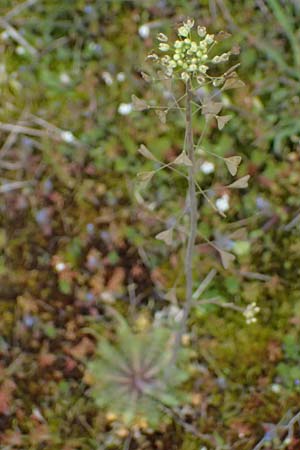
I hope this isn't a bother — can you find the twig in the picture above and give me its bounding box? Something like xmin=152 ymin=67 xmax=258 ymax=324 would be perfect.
xmin=192 ymin=269 xmax=217 ymax=300
xmin=283 ymin=209 xmax=300 ymax=231
xmin=0 ymin=18 xmax=38 ymax=56
xmin=4 ymin=0 xmax=38 ymax=20
xmin=0 ymin=122 xmax=47 ymax=137
xmin=0 ymin=180 xmax=32 ymax=194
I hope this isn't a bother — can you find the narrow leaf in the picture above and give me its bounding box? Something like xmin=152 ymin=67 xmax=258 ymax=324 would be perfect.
xmin=131 ymin=95 xmax=149 ymax=111
xmin=219 ymin=250 xmax=235 ymax=269
xmin=202 ymin=101 xmax=223 ymax=115
xmin=155 ymin=228 xmax=173 ymax=246
xmin=216 ymin=115 xmax=233 ymax=130
xmin=138 ymin=144 xmax=157 ymax=161
xmin=227 ymin=174 xmax=250 ymax=189
xmin=173 ymin=151 xmax=193 ymax=166
xmin=224 ymin=156 xmax=242 ymax=176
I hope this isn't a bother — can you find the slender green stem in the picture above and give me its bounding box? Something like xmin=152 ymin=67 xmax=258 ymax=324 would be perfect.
xmin=172 ymin=79 xmax=197 ymax=363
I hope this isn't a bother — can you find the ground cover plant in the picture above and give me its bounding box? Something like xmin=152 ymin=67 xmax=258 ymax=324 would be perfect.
xmin=1 ymin=1 xmax=300 ymax=449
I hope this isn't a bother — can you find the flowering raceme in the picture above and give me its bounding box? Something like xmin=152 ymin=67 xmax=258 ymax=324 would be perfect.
xmin=147 ymin=19 xmax=234 ymax=84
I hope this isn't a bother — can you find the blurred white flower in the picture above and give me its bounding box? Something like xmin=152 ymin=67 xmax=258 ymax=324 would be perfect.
xmin=139 ymin=24 xmax=150 ymax=39
xmin=1 ymin=31 xmax=9 ymax=41
xmin=243 ymin=302 xmax=260 ymax=324
xmin=118 ymin=103 xmax=133 ymax=115
xmin=116 ymin=72 xmax=126 ymax=82
xmin=200 ymin=161 xmax=215 ymax=174
xmin=60 ymin=73 xmax=71 ymax=84
xmin=55 ymin=262 xmax=66 ymax=272
xmin=16 ymin=46 xmax=26 ymax=55
xmin=216 ymin=193 xmax=230 ymax=212
xmin=61 ymin=131 xmax=75 ymax=143
xmin=271 ymin=383 xmax=281 ymax=394
xmin=102 ymin=71 xmax=113 ymax=86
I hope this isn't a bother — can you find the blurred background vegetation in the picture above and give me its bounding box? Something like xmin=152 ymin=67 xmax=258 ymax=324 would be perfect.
xmin=1 ymin=0 xmax=300 ymax=449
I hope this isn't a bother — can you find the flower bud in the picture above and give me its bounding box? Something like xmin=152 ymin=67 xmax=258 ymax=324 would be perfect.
xmin=178 ymin=26 xmax=189 ymax=37
xmin=188 ymin=64 xmax=197 ymax=72
xmin=159 ymin=43 xmax=170 ymax=52
xmin=197 ymin=26 xmax=206 ymax=37
xmin=205 ymin=34 xmax=215 ymax=45
xmin=157 ymin=33 xmax=168 ymax=42
xmin=199 ymin=65 xmax=208 ymax=73
xmin=174 ymin=40 xmax=183 ymax=49
xmin=181 ymin=72 xmax=190 ymax=82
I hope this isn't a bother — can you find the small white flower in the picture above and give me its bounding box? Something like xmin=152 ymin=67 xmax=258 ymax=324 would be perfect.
xmin=243 ymin=302 xmax=260 ymax=324
xmin=200 ymin=161 xmax=215 ymax=174
xmin=216 ymin=194 xmax=230 ymax=212
xmin=102 ymin=71 xmax=113 ymax=86
xmin=60 ymin=73 xmax=71 ymax=84
xmin=188 ymin=64 xmax=197 ymax=72
xmin=61 ymin=131 xmax=75 ymax=143
xmin=116 ymin=72 xmax=126 ymax=82
xmin=118 ymin=103 xmax=133 ymax=115
xmin=55 ymin=262 xmax=66 ymax=272
xmin=139 ymin=24 xmax=150 ymax=39
xmin=178 ymin=26 xmax=189 ymax=37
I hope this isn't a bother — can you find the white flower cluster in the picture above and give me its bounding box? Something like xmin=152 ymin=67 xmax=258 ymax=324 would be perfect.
xmin=243 ymin=302 xmax=260 ymax=324
xmin=148 ymin=19 xmax=231 ymax=82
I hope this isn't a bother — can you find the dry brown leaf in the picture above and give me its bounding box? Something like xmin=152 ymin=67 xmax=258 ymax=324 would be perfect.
xmin=131 ymin=95 xmax=149 ymax=111
xmin=227 ymin=175 xmax=250 ymax=189
xmin=137 ymin=171 xmax=155 ymax=184
xmin=202 ymin=101 xmax=223 ymax=115
xmin=155 ymin=228 xmax=173 ymax=246
xmin=224 ymin=156 xmax=242 ymax=176
xmin=216 ymin=115 xmax=233 ymax=130
xmin=155 ymin=109 xmax=167 ymax=124
xmin=219 ymin=250 xmax=235 ymax=269
xmin=173 ymin=151 xmax=193 ymax=166
xmin=138 ymin=144 xmax=157 ymax=161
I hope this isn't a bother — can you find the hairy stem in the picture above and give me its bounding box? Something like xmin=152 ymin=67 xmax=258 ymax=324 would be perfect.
xmin=172 ymin=80 xmax=197 ymax=363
